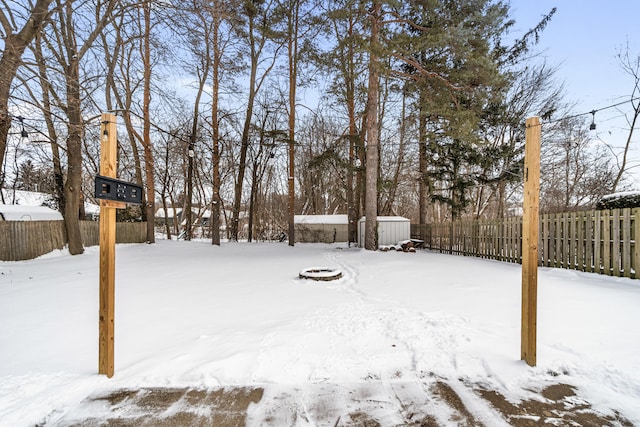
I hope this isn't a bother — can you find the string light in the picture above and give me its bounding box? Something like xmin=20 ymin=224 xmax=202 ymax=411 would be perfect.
xmin=17 ymin=116 xmax=29 ymax=143
xmin=542 ymin=96 xmax=640 ymax=129
xmin=5 ymin=94 xmax=639 ymax=144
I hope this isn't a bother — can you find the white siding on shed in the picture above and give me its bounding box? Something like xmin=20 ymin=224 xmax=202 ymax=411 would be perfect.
xmin=357 ymin=216 xmax=410 ymax=247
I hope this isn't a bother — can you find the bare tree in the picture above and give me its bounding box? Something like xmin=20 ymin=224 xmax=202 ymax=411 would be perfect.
xmin=208 ymin=0 xmax=238 ymax=245
xmin=0 ymin=0 xmax=53 ymax=198
xmin=100 ymin=1 xmax=157 ymax=243
xmin=611 ymin=45 xmax=640 ymax=191
xmin=229 ymin=0 xmax=282 ymax=241
xmin=323 ymin=0 xmax=368 ymax=244
xmin=282 ymin=0 xmax=300 ymax=246
xmin=35 ymin=0 xmax=119 ymax=254
xmin=540 ymin=118 xmax=617 ymax=213
xmin=473 ymin=62 xmax=565 ymax=219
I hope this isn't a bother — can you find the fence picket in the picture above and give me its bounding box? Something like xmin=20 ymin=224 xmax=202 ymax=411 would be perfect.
xmin=594 ymin=212 xmax=600 ymax=272
xmin=612 ymin=210 xmax=621 ymax=276
xmin=623 ymin=209 xmax=631 ymax=278
xmin=634 ymin=208 xmax=640 ymax=279
xmin=585 ymin=213 xmax=593 ymax=272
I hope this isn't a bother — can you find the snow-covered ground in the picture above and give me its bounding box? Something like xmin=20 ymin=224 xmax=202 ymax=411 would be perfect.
xmin=1 ymin=240 xmax=639 ymax=426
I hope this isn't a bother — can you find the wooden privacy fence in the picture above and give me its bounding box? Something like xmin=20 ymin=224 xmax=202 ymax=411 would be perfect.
xmin=0 ymin=220 xmax=147 ymax=261
xmin=411 ymin=208 xmax=640 ymax=280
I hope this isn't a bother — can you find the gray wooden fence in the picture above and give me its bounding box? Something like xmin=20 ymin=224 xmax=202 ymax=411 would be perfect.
xmin=0 ymin=220 xmax=147 ymax=261
xmin=411 ymin=208 xmax=640 ymax=279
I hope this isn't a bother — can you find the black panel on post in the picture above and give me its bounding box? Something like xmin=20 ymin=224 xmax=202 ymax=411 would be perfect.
xmin=94 ymin=175 xmax=143 ymax=205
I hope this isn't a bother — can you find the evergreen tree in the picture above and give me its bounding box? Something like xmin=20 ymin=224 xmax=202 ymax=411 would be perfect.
xmin=396 ymin=0 xmax=555 ymax=220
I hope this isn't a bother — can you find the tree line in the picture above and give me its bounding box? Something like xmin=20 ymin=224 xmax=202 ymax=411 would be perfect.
xmin=1 ymin=0 xmax=638 ymax=254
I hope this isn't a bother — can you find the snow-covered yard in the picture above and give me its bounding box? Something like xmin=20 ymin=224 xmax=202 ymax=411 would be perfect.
xmin=1 ymin=240 xmax=639 ymax=425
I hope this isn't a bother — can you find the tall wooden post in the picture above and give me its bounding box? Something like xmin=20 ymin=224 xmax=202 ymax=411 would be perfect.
xmin=521 ymin=116 xmax=541 ymax=367
xmin=98 ymin=113 xmax=123 ymax=377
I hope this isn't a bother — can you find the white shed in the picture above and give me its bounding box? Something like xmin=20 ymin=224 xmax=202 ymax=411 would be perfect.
xmin=357 ymin=216 xmax=410 ymax=247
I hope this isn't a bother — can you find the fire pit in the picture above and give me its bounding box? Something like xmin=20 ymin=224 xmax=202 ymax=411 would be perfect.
xmin=299 ymin=267 xmax=343 ymax=281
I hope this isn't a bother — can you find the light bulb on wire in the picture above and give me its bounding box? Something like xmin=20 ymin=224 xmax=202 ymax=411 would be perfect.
xmin=589 ymin=110 xmax=597 ymax=131
xmin=18 ymin=116 xmax=29 ymax=143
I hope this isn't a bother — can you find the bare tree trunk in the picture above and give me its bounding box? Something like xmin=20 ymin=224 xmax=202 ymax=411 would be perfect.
xmin=248 ymin=160 xmax=258 ymax=242
xmin=63 ymin=51 xmax=85 ymax=255
xmin=286 ymin=0 xmax=300 ymax=246
xmin=230 ymin=3 xmax=280 ymax=241
xmin=33 ymin=33 xmax=65 ymax=209
xmin=210 ymin=0 xmax=222 ymax=245
xmin=382 ymin=84 xmax=406 ymax=215
xmin=355 ymin=120 xmax=365 ymax=232
xmin=364 ymin=1 xmax=381 ymax=251
xmin=141 ymin=0 xmax=155 ymax=243
xmin=612 ymin=101 xmax=640 ymax=191
xmin=0 ymin=0 xmax=53 ymax=188
xmin=156 ymin=164 xmax=171 ymax=234
xmin=418 ymin=100 xmax=428 ymax=225
xmin=186 ymin=137 xmax=195 ymax=240
xmin=231 ymin=88 xmax=255 ymax=240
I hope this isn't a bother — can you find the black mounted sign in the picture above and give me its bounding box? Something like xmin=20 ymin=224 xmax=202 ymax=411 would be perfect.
xmin=94 ymin=175 xmax=143 ymax=205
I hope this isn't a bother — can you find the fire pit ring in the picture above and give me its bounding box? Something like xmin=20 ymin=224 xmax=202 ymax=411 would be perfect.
xmin=299 ymin=267 xmax=343 ymax=281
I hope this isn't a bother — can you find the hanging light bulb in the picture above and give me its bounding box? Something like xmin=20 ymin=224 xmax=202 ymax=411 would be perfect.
xmin=589 ymin=110 xmax=597 ymax=131
xmin=102 ymin=129 xmax=109 ymax=142
xmin=18 ymin=116 xmax=29 ymax=143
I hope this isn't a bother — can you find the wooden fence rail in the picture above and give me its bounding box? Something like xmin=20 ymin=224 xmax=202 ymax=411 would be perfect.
xmin=411 ymin=208 xmax=640 ymax=280
xmin=0 ymin=220 xmax=147 ymax=261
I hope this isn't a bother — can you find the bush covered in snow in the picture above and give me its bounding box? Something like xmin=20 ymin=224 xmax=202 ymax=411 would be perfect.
xmin=595 ymin=191 xmax=640 ymax=210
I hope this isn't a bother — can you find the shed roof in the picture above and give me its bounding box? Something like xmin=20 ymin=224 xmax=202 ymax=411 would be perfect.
xmin=0 ymin=204 xmax=63 ymax=221
xmin=358 ymin=216 xmax=409 ymax=222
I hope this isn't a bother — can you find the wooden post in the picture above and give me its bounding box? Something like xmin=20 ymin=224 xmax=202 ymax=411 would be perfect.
xmin=521 ymin=116 xmax=540 ymax=367
xmin=98 ymin=113 xmax=124 ymax=377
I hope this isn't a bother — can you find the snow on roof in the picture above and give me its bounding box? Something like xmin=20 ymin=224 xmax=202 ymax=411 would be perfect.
xmin=0 ymin=204 xmax=63 ymax=221
xmin=155 ymin=208 xmax=175 ymax=218
xmin=600 ymin=191 xmax=640 ymax=200
xmin=85 ymin=203 xmax=100 ymax=215
xmin=358 ymin=216 xmax=409 ymax=222
xmin=1 ymin=189 xmax=52 ymax=205
xmin=154 ymin=208 xmax=205 ymax=219
xmin=294 ymin=214 xmax=349 ymax=224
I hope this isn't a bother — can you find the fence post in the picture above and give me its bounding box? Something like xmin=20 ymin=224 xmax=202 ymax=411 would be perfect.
xmin=634 ymin=208 xmax=640 ymax=279
xmin=521 ymin=116 xmax=540 ymax=367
